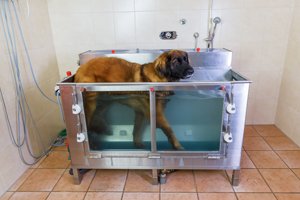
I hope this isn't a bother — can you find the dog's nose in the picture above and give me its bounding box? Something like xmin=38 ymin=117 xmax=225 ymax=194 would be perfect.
xmin=186 ymin=68 xmax=194 ymax=75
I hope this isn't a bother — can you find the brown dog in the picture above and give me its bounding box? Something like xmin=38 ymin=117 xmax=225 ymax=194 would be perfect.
xmin=74 ymin=50 xmax=194 ymax=150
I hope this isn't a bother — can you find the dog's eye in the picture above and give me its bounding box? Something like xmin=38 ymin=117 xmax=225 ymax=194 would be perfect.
xmin=177 ymin=58 xmax=182 ymax=63
xmin=183 ymin=56 xmax=187 ymax=61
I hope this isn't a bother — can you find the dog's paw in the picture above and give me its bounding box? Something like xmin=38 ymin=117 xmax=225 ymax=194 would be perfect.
xmin=134 ymin=141 xmax=145 ymax=149
xmin=175 ymin=145 xmax=185 ymax=151
xmin=172 ymin=143 xmax=185 ymax=150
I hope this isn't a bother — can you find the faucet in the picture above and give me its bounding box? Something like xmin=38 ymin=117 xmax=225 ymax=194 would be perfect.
xmin=205 ymin=17 xmax=221 ymax=51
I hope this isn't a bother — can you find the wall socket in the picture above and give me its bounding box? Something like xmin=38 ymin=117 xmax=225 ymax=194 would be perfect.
xmin=160 ymin=31 xmax=177 ymax=40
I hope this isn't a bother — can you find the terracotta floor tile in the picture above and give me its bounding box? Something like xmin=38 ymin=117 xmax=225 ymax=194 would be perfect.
xmin=9 ymin=169 xmax=35 ymax=191
xmin=52 ymin=145 xmax=68 ymax=151
xmin=122 ymin=192 xmax=159 ymax=200
xmin=247 ymin=151 xmax=287 ymax=168
xmin=160 ymin=171 xmax=196 ymax=192
xmin=194 ymin=170 xmax=233 ymax=192
xmin=38 ymin=151 xmax=70 ymax=169
xmin=9 ymin=192 xmax=49 ymax=200
xmin=18 ymin=169 xmax=64 ymax=192
xmin=260 ymin=169 xmax=300 ymax=192
xmin=236 ymin=193 xmax=276 ymax=200
xmin=84 ymin=192 xmax=122 ymax=200
xmin=276 ymin=151 xmax=300 ymax=168
xmin=292 ymin=169 xmax=300 ymax=178
xmin=197 ymin=193 xmax=237 ymax=200
xmin=161 ymin=193 xmax=198 ymax=200
xmin=275 ymin=193 xmax=300 ymax=200
xmin=264 ymin=137 xmax=299 ymax=150
xmin=241 ymin=151 xmax=255 ymax=168
xmin=0 ymin=192 xmax=14 ymax=200
xmin=124 ymin=170 xmax=159 ymax=192
xmin=46 ymin=192 xmax=85 ymax=200
xmin=231 ymin=169 xmax=270 ymax=192
xmin=53 ymin=170 xmax=95 ymax=192
xmin=243 ymin=137 xmax=272 ymax=150
xmin=254 ymin=125 xmax=285 ymax=137
xmin=30 ymin=157 xmax=46 ymax=169
xmin=89 ymin=170 xmax=127 ymax=191
xmin=244 ymin=126 xmax=260 ymax=137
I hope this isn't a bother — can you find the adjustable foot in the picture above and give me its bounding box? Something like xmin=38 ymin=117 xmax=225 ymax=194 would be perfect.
xmin=69 ymin=168 xmax=90 ymax=185
xmin=232 ymin=170 xmax=240 ymax=186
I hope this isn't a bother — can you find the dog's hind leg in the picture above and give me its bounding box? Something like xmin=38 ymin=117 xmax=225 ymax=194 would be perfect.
xmin=132 ymin=111 xmax=147 ymax=148
xmin=83 ymin=92 xmax=97 ymax=126
xmin=155 ymin=100 xmax=184 ymax=150
xmin=89 ymin=97 xmax=112 ymax=135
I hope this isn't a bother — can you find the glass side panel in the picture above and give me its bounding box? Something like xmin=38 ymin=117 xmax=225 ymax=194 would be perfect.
xmin=83 ymin=89 xmax=225 ymax=152
xmin=154 ymin=90 xmax=225 ymax=151
xmin=84 ymin=92 xmax=151 ymax=151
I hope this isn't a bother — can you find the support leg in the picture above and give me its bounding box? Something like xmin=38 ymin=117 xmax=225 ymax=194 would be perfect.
xmin=232 ymin=170 xmax=240 ymax=186
xmin=152 ymin=169 xmax=159 ymax=185
xmin=72 ymin=168 xmax=83 ymax=185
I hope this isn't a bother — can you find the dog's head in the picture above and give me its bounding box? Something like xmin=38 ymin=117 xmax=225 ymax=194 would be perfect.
xmin=154 ymin=50 xmax=194 ymax=81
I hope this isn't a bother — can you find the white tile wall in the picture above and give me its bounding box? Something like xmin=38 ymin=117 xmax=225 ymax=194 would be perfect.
xmin=47 ymin=0 xmax=295 ymax=126
xmin=115 ymin=12 xmax=136 ymax=43
xmin=276 ymin=5 xmax=300 ymax=146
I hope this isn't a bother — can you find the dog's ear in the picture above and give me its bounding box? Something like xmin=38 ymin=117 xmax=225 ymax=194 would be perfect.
xmin=154 ymin=52 xmax=171 ymax=78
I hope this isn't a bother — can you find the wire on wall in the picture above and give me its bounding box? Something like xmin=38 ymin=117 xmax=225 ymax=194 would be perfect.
xmin=0 ymin=0 xmax=59 ymax=165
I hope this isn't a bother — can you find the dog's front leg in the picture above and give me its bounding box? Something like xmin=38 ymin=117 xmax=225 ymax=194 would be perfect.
xmin=132 ymin=111 xmax=147 ymax=148
xmin=156 ymin=100 xmax=184 ymax=150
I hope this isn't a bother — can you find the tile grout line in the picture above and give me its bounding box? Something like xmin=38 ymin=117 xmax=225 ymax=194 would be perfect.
xmin=44 ymin=191 xmax=51 ymax=200
xmin=83 ymin=169 xmax=97 ymax=199
xmin=245 ymin=126 xmax=278 ymax=197
xmin=274 ymin=150 xmax=300 ymax=181
xmin=252 ymin=127 xmax=286 ymax=195
xmin=48 ymin=168 xmax=68 ymax=193
xmin=7 ymin=168 xmax=36 ymax=192
xmin=244 ymin=150 xmax=259 ymax=169
xmin=13 ymin=168 xmax=38 ymax=192
xmin=120 ymin=169 xmax=129 ymax=200
xmin=6 ymin=191 xmax=14 ymax=200
xmin=192 ymin=170 xmax=200 ymax=200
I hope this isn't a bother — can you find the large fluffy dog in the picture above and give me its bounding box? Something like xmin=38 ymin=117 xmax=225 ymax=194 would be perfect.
xmin=74 ymin=50 xmax=194 ymax=150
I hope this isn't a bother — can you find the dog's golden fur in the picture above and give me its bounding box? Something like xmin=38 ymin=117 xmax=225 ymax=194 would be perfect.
xmin=74 ymin=50 xmax=194 ymax=150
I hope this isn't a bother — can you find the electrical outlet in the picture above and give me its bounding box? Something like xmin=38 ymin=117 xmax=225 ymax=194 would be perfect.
xmin=160 ymin=31 xmax=177 ymax=40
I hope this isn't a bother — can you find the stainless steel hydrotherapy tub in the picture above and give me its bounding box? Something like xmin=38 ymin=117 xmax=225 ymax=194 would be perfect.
xmin=57 ymin=49 xmax=251 ymax=185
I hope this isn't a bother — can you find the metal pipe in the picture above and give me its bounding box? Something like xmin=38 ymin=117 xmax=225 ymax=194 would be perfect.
xmin=207 ymin=0 xmax=214 ymax=37
xmin=149 ymin=88 xmax=157 ymax=152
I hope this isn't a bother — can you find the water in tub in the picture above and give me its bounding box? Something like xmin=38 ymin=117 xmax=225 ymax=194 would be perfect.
xmin=84 ymin=88 xmax=225 ymax=152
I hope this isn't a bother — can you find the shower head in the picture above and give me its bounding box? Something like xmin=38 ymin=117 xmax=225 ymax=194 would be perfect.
xmin=213 ymin=17 xmax=221 ymax=24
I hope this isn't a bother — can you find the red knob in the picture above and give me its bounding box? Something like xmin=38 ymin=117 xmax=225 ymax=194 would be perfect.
xmin=150 ymin=87 xmax=155 ymax=92
xmin=196 ymin=48 xmax=200 ymax=52
xmin=66 ymin=71 xmax=72 ymax=77
xmin=111 ymin=50 xmax=116 ymax=54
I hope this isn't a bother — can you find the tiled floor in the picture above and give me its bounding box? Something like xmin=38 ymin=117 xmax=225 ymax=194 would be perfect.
xmin=1 ymin=125 xmax=300 ymax=200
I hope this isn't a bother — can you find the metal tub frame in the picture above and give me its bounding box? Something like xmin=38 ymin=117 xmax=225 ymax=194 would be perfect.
xmin=57 ymin=49 xmax=251 ymax=185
